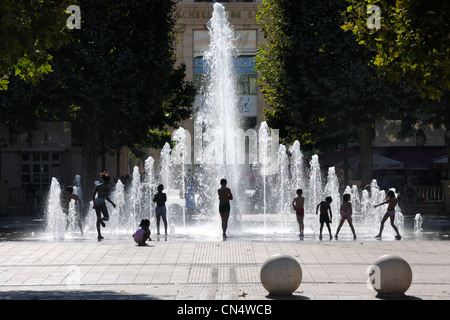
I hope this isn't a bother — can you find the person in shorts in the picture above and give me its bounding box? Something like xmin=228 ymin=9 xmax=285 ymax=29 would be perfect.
xmin=316 ymin=196 xmax=333 ymax=240
xmin=153 ymin=184 xmax=168 ymax=235
xmin=292 ymin=189 xmax=305 ymax=237
xmin=335 ymin=194 xmax=357 ymax=240
xmin=218 ymin=179 xmax=233 ymax=238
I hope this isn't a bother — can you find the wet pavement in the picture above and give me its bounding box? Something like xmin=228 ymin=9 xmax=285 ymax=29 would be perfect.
xmin=0 ymin=214 xmax=449 ymax=316
xmin=1 ymin=213 xmax=450 ymax=242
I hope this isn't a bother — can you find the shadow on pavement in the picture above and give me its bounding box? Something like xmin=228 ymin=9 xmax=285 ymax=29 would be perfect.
xmin=266 ymin=293 xmax=310 ymax=300
xmin=0 ymin=289 xmax=161 ymax=300
xmin=375 ymin=293 xmax=422 ymax=300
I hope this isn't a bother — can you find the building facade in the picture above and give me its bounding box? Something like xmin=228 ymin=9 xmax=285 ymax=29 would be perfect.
xmin=146 ymin=0 xmax=267 ymax=167
xmin=0 ymin=122 xmax=129 ymax=215
xmin=174 ymin=0 xmax=267 ymax=139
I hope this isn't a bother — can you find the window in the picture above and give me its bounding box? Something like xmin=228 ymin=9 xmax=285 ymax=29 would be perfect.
xmin=236 ymin=73 xmax=257 ymax=95
xmin=21 ymin=151 xmax=61 ymax=188
xmin=237 ymin=116 xmax=257 ymax=130
xmin=193 ymin=72 xmax=210 ymax=94
xmin=193 ymin=57 xmax=257 ymax=95
xmin=193 ymin=30 xmax=258 ymax=119
xmin=194 ymin=30 xmax=257 ymax=58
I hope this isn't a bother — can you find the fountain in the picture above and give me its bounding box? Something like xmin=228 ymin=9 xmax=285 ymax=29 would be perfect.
xmin=110 ymin=179 xmax=125 ymax=235
xmin=45 ymin=177 xmax=65 ymax=239
xmin=41 ymin=3 xmax=410 ymax=241
xmin=414 ymin=213 xmax=423 ymax=233
xmin=74 ymin=175 xmax=82 ymax=200
xmin=324 ymin=167 xmax=341 ymax=228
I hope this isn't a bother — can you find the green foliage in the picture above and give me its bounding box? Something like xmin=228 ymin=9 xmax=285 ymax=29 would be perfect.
xmin=34 ymin=0 xmax=196 ymax=152
xmin=0 ymin=76 xmax=39 ymax=142
xmin=343 ymin=0 xmax=450 ymax=101
xmin=1 ymin=0 xmax=196 ymax=193
xmin=255 ymin=0 xmax=428 ymax=183
xmin=256 ymin=0 xmax=405 ymax=149
xmin=0 ymin=0 xmax=75 ymax=89
xmin=343 ymin=0 xmax=450 ymax=174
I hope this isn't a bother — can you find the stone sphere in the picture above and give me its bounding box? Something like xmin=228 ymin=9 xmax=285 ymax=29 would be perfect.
xmin=368 ymin=255 xmax=412 ymax=295
xmin=260 ymin=254 xmax=302 ymax=295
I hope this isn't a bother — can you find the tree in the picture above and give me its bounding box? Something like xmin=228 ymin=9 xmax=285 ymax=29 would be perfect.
xmin=343 ymin=0 xmax=450 ymax=175
xmin=255 ymin=0 xmax=421 ymax=185
xmin=343 ymin=0 xmax=450 ymax=101
xmin=0 ymin=0 xmax=75 ymax=90
xmin=30 ymin=0 xmax=196 ymax=205
xmin=0 ymin=76 xmax=39 ymax=143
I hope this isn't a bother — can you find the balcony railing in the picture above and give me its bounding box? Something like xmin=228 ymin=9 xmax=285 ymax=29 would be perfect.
xmin=413 ymin=185 xmax=443 ymax=202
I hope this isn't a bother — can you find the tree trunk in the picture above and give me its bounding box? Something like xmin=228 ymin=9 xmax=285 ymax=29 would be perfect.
xmin=116 ymin=148 xmax=121 ymax=178
xmin=343 ymin=132 xmax=349 ymax=188
xmin=80 ymin=111 xmax=100 ymax=214
xmin=358 ymin=123 xmax=373 ymax=187
xmin=445 ymin=128 xmax=450 ymax=179
xmin=100 ymin=137 xmax=106 ymax=172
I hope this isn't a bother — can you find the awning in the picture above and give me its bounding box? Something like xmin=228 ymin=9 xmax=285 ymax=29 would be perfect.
xmin=433 ymin=155 xmax=448 ymax=170
xmin=334 ymin=153 xmax=404 ymax=171
xmin=391 ymin=148 xmax=447 ymax=170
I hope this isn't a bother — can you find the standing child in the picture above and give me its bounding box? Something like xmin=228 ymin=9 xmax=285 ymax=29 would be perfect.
xmin=153 ymin=184 xmax=168 ymax=235
xmin=335 ymin=194 xmax=357 ymax=240
xmin=133 ymin=219 xmax=151 ymax=246
xmin=316 ymin=196 xmax=333 ymax=240
xmin=218 ymin=178 xmax=233 ymax=239
xmin=292 ymin=189 xmax=305 ymax=237
xmin=374 ymin=190 xmax=401 ymax=240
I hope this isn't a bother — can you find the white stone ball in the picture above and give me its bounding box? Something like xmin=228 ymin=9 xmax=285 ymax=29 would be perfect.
xmin=368 ymin=255 xmax=412 ymax=295
xmin=260 ymin=254 xmax=302 ymax=295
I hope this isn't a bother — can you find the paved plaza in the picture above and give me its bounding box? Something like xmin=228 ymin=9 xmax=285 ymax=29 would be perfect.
xmin=0 ymin=217 xmax=450 ymax=302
